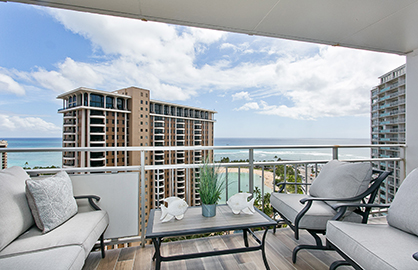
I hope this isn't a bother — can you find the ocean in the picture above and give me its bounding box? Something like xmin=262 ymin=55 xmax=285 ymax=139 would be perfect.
xmin=3 ymin=138 xmax=62 ymax=168
xmin=2 ymin=137 xmax=370 ymax=168
xmin=214 ymin=137 xmax=370 ymax=162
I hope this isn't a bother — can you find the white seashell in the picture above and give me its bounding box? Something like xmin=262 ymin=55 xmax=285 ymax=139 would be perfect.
xmin=160 ymin=197 xmax=189 ymax=222
xmin=227 ymin=193 xmax=255 ymax=215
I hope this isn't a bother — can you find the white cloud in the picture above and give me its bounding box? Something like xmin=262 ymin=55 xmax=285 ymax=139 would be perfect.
xmin=0 ymin=114 xmax=61 ymax=136
xmin=7 ymin=7 xmax=405 ymax=119
xmin=0 ymin=73 xmax=25 ymax=95
xmin=235 ymin=102 xmax=260 ymax=111
xmin=232 ymin=91 xmax=252 ymax=101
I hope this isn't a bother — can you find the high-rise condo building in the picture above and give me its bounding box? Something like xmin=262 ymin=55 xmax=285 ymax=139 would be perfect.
xmin=0 ymin=140 xmax=7 ymax=169
xmin=57 ymin=86 xmax=216 ymax=210
xmin=371 ymin=64 xmax=406 ymax=203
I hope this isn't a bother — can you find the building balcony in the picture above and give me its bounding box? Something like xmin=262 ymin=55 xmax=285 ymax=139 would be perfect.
xmin=63 ymin=120 xmax=76 ymax=126
xmin=1 ymin=144 xmax=406 ymax=270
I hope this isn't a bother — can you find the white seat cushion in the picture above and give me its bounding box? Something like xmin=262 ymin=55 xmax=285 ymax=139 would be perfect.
xmin=327 ymin=220 xmax=418 ymax=270
xmin=0 ymin=210 xmax=109 ymax=259
xmin=0 ymin=245 xmax=84 ymax=270
xmin=271 ymin=193 xmax=361 ymax=230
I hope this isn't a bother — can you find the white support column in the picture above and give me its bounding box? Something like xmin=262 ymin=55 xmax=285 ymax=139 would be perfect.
xmin=406 ymin=52 xmax=418 ymax=174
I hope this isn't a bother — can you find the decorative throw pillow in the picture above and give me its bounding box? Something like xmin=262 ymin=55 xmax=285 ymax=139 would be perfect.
xmin=25 ymin=171 xmax=78 ymax=233
xmin=0 ymin=166 xmax=34 ymax=251
xmin=387 ymin=168 xmax=418 ymax=236
xmin=309 ymin=160 xmax=372 ymax=199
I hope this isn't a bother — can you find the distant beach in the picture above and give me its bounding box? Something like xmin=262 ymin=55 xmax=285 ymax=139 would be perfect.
xmin=219 ymin=167 xmax=276 ymax=190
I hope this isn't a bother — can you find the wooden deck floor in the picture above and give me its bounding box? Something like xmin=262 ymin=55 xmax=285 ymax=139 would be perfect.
xmin=83 ymin=217 xmax=386 ymax=270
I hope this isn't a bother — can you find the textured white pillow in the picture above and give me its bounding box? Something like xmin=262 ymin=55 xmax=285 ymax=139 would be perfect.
xmin=387 ymin=168 xmax=418 ymax=236
xmin=309 ymin=160 xmax=372 ymax=199
xmin=25 ymin=171 xmax=78 ymax=233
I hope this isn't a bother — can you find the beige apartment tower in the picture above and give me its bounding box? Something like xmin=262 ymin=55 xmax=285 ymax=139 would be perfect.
xmin=57 ymin=86 xmax=216 ymax=211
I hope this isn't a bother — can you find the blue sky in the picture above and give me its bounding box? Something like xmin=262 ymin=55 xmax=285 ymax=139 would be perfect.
xmin=0 ymin=2 xmax=406 ymax=139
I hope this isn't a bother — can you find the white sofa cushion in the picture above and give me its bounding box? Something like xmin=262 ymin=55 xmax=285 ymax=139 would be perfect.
xmin=25 ymin=171 xmax=78 ymax=233
xmin=0 ymin=245 xmax=85 ymax=270
xmin=0 ymin=166 xmax=34 ymax=251
xmin=327 ymin=220 xmax=418 ymax=269
xmin=387 ymin=168 xmax=418 ymax=236
xmin=309 ymin=160 xmax=372 ymax=199
xmin=0 ymin=210 xmax=109 ymax=259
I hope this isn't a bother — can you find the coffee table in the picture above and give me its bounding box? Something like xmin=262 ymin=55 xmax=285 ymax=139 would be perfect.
xmin=146 ymin=204 xmax=277 ymax=270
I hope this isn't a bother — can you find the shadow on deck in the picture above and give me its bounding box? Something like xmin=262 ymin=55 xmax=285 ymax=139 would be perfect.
xmin=83 ymin=217 xmax=386 ymax=270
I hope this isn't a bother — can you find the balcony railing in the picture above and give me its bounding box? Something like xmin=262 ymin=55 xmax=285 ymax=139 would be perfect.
xmin=0 ymin=144 xmax=405 ymax=248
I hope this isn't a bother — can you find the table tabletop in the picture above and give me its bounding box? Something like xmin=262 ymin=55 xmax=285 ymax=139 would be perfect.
xmin=146 ymin=204 xmax=277 ymax=239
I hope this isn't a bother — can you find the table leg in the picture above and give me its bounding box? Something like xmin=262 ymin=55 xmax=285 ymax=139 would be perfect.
xmin=243 ymin=229 xmax=249 ymax=247
xmin=152 ymin=238 xmax=162 ymax=270
xmin=261 ymin=227 xmax=271 ymax=270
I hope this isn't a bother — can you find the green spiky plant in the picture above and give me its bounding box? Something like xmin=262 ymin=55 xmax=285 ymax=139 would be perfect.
xmin=199 ymin=159 xmax=225 ymax=205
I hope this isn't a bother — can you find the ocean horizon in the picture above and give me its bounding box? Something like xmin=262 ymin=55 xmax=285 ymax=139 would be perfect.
xmin=2 ymin=137 xmax=371 ymax=168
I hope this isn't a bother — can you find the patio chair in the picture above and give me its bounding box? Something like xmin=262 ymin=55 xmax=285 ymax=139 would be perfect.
xmin=270 ymin=160 xmax=391 ymax=263
xmin=326 ymin=168 xmax=418 ymax=270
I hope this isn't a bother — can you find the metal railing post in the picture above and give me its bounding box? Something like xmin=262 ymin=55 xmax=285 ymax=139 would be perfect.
xmin=140 ymin=150 xmax=146 ymax=248
xmin=400 ymin=146 xmax=406 ymax=182
xmin=225 ymin=167 xmax=228 ymax=201
xmin=261 ymin=166 xmax=265 ymax=212
xmin=249 ymin=149 xmax=254 ymax=194
xmin=332 ymin=146 xmax=339 ymax=160
xmin=186 ymin=168 xmax=190 ymax=205
xmin=238 ymin=167 xmax=241 ymax=192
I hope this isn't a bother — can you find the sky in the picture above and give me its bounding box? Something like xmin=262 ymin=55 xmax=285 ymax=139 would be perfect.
xmin=0 ymin=2 xmax=406 ymax=139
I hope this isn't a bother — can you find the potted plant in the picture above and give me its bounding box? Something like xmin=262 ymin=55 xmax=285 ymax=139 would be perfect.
xmin=199 ymin=159 xmax=225 ymax=217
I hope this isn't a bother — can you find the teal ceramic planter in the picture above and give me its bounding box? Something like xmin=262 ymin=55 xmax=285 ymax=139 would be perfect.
xmin=202 ymin=204 xmax=216 ymax=217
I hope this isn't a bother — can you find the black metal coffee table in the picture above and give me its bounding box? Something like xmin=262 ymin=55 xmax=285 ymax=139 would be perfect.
xmin=146 ymin=204 xmax=276 ymax=270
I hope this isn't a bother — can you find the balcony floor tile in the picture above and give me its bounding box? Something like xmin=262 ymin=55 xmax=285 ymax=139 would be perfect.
xmin=84 ymin=217 xmax=386 ymax=270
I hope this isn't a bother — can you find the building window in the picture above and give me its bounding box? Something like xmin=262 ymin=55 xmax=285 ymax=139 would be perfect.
xmin=116 ymin=98 xmax=124 ymax=110
xmin=90 ymin=94 xmax=104 ymax=108
xmin=106 ymin=96 xmax=114 ymax=109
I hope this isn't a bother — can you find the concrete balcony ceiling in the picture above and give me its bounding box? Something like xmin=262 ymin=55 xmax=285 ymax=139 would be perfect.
xmin=8 ymin=0 xmax=418 ymax=55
